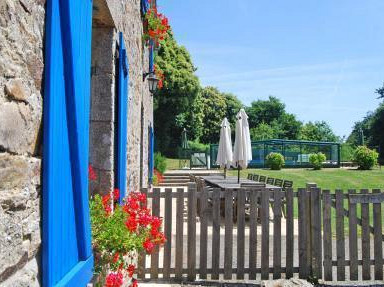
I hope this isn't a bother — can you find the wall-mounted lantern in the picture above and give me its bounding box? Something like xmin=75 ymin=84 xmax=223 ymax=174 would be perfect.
xmin=143 ymin=72 xmax=159 ymax=94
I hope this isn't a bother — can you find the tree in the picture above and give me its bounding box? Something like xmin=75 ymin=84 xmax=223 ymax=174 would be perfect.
xmin=223 ymin=92 xmax=243 ymax=125
xmin=347 ymin=82 xmax=384 ymax=162
xmin=275 ymin=113 xmax=302 ymax=139
xmin=154 ymin=31 xmax=200 ymax=156
xmin=199 ymin=87 xmax=227 ymax=144
xmin=245 ymin=96 xmax=302 ymax=140
xmin=300 ymin=121 xmax=339 ymax=142
xmin=176 ymin=91 xmax=204 ymax=141
xmin=250 ymin=122 xmax=277 ymax=141
xmin=376 ymin=82 xmax=384 ymax=99
xmin=246 ymin=96 xmax=285 ymax=128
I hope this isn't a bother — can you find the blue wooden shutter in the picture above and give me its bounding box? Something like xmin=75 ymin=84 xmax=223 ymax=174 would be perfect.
xmin=42 ymin=0 xmax=93 ymax=286
xmin=149 ymin=40 xmax=154 ymax=73
xmin=117 ymin=32 xmax=129 ymax=203
xmin=141 ymin=0 xmax=150 ymax=15
xmin=148 ymin=125 xmax=154 ymax=184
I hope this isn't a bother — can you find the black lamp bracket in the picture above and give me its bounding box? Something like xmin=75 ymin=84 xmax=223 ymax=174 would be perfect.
xmin=143 ymin=71 xmax=155 ymax=82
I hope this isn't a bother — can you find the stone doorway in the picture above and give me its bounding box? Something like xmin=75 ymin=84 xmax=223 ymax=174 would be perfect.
xmin=88 ymin=0 xmax=118 ymax=196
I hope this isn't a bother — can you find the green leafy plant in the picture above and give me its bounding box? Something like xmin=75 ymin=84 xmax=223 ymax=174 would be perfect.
xmin=353 ymin=145 xmax=378 ymax=170
xmin=309 ymin=152 xmax=326 ymax=170
xmin=341 ymin=143 xmax=355 ymax=162
xmin=143 ymin=5 xmax=170 ymax=45
xmin=188 ymin=140 xmax=209 ymax=152
xmin=266 ymin=152 xmax=285 ymax=170
xmin=152 ymin=173 xmax=158 ymax=186
xmin=154 ymin=152 xmax=167 ymax=174
xmin=90 ymin=189 xmax=165 ymax=287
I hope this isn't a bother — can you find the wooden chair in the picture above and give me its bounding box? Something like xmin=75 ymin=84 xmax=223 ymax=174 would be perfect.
xmin=247 ymin=173 xmax=253 ymax=180
xmin=259 ymin=175 xmax=266 ymax=183
xmin=266 ymin=177 xmax=275 ymax=185
xmin=283 ymin=180 xmax=293 ymax=189
xmin=280 ymin=180 xmax=293 ymax=218
xmin=274 ymin=178 xmax=283 ymax=187
xmin=251 ymin=174 xmax=259 ymax=182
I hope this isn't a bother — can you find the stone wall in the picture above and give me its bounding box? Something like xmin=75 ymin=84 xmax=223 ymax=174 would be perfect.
xmin=0 ymin=0 xmax=44 ymax=285
xmin=89 ymin=27 xmax=118 ymax=195
xmin=0 ymin=0 xmax=153 ymax=285
xmin=89 ymin=0 xmax=153 ymax=195
xmin=116 ymin=0 xmax=153 ymax=191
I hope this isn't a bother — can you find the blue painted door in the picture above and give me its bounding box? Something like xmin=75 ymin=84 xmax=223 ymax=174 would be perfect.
xmin=42 ymin=0 xmax=93 ymax=286
xmin=116 ymin=32 xmax=129 ymax=203
xmin=148 ymin=125 xmax=154 ymax=184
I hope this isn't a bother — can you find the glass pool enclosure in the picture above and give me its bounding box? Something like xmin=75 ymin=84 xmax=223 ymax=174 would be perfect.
xmin=210 ymin=139 xmax=341 ymax=168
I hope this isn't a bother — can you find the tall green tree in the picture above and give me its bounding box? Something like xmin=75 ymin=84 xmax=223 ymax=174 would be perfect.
xmin=154 ymin=31 xmax=200 ymax=156
xmin=250 ymin=122 xmax=278 ymax=140
xmin=246 ymin=96 xmax=286 ymax=128
xmin=275 ymin=113 xmax=303 ymax=139
xmin=223 ymin=92 xmax=243 ymax=125
xmin=300 ymin=121 xmax=339 ymax=142
xmin=376 ymin=83 xmax=384 ymax=99
xmin=200 ymin=87 xmax=227 ymax=144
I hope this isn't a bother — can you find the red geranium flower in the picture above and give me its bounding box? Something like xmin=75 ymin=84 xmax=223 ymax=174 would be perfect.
xmin=105 ymin=272 xmax=123 ymax=287
xmin=130 ymin=279 xmax=138 ymax=287
xmin=88 ymin=165 xmax=97 ymax=181
xmin=127 ymin=264 xmax=135 ymax=278
xmin=143 ymin=239 xmax=155 ymax=253
xmin=113 ymin=252 xmax=119 ymax=263
xmin=113 ymin=188 xmax=120 ymax=201
xmin=125 ymin=217 xmax=138 ymax=232
xmin=138 ymin=213 xmax=152 ymax=226
xmin=151 ymin=216 xmax=162 ymax=229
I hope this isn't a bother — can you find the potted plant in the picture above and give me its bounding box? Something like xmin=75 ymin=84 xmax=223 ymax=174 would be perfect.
xmin=143 ymin=6 xmax=170 ymax=46
xmin=90 ymin=188 xmax=165 ymax=287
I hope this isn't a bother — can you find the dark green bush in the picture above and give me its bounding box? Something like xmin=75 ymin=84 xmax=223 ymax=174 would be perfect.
xmin=353 ymin=146 xmax=378 ymax=170
xmin=187 ymin=140 xmax=209 ymax=152
xmin=341 ymin=143 xmax=355 ymax=162
xmin=266 ymin=152 xmax=285 ymax=170
xmin=154 ymin=152 xmax=167 ymax=174
xmin=309 ymin=152 xmax=326 ymax=170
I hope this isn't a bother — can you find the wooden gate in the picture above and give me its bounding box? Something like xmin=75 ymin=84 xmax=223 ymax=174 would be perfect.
xmin=138 ymin=184 xmax=384 ymax=282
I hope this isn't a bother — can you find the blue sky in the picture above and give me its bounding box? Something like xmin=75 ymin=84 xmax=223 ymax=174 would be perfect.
xmin=158 ymin=0 xmax=384 ymax=138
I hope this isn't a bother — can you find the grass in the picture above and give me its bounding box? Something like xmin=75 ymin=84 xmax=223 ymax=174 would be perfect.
xmin=165 ymin=158 xmax=182 ymax=170
xmin=230 ymin=167 xmax=384 ymax=234
xmin=229 ymin=167 xmax=384 ymax=190
xmin=165 ymin=159 xmax=383 ymax=230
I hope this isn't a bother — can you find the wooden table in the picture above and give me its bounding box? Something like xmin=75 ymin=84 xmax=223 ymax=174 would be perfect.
xmin=200 ymin=175 xmax=276 ymax=189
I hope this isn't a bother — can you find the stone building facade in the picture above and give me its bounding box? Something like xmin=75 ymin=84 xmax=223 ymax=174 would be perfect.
xmin=0 ymin=0 xmax=154 ymax=285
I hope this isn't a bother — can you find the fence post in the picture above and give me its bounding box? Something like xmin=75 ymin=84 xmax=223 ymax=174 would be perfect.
xmin=311 ymin=187 xmax=322 ymax=279
xmin=306 ymin=182 xmax=317 ymax=280
xmin=187 ymin=182 xmax=197 ymax=281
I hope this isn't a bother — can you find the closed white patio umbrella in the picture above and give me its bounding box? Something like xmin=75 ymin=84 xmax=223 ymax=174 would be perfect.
xmin=233 ymin=108 xmax=252 ymax=183
xmin=216 ymin=118 xmax=233 ymax=178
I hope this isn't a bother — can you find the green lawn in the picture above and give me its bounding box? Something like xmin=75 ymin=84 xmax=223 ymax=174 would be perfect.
xmin=229 ymin=167 xmax=384 ymax=190
xmin=165 ymin=158 xmax=181 ymax=170
xmin=230 ymin=167 xmax=384 ymax=232
xmin=165 ymin=160 xmax=383 ymax=232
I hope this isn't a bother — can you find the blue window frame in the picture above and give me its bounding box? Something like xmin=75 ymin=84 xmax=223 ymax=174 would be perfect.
xmin=116 ymin=32 xmax=129 ymax=203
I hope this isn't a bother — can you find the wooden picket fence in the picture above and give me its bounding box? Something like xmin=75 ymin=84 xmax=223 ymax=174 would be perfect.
xmin=137 ymin=183 xmax=384 ymax=282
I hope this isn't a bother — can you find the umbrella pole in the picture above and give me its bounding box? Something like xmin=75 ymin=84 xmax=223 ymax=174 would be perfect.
xmin=237 ymin=164 xmax=240 ymax=183
xmin=224 ymin=167 xmax=227 ymax=179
